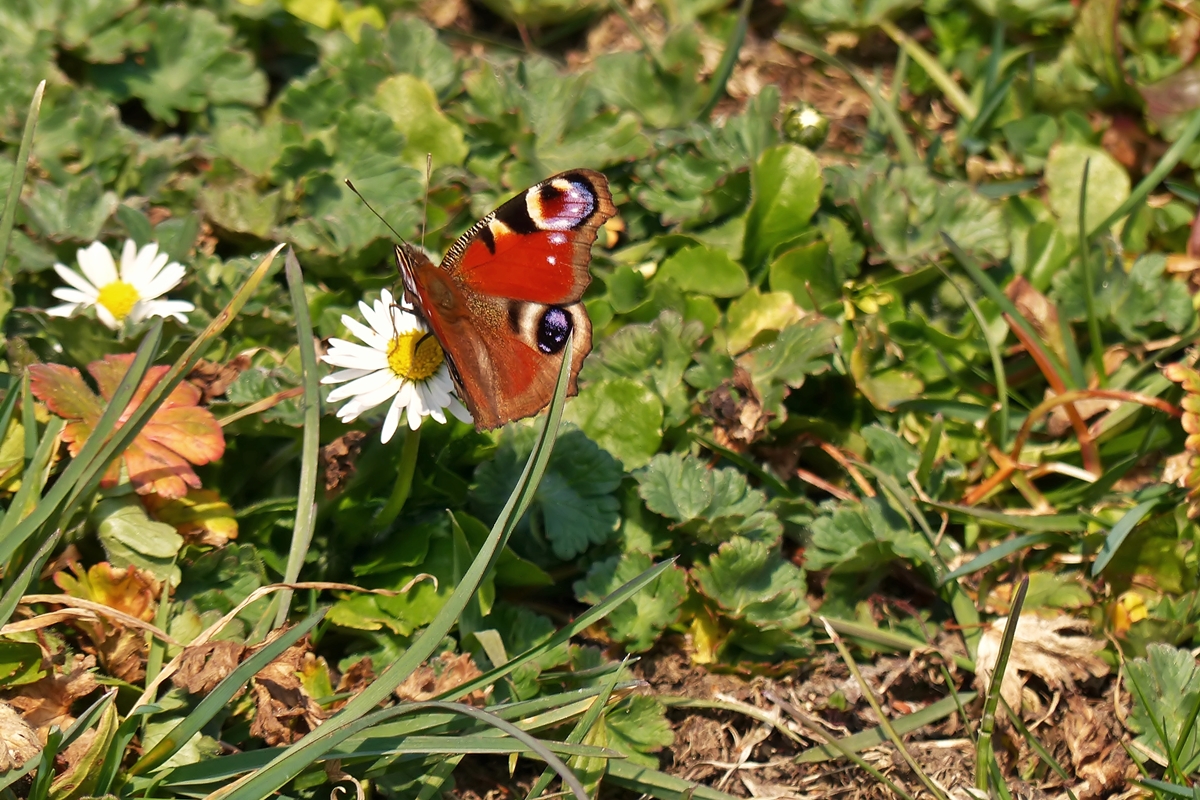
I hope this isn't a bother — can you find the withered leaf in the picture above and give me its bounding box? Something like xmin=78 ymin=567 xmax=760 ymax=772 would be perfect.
xmin=250 ymin=641 xmax=327 ymax=746
xmin=395 ymin=651 xmax=487 ymax=706
xmin=188 ymin=354 xmax=252 ymax=402
xmin=173 ymin=640 xmax=247 ymax=695
xmin=320 ymin=430 xmax=367 ymax=494
xmin=8 ymin=654 xmax=99 ymax=737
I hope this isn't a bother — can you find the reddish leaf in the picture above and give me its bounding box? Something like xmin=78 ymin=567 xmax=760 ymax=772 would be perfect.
xmin=32 ymin=354 xmax=225 ymax=498
xmin=29 ymin=364 xmax=104 ymax=426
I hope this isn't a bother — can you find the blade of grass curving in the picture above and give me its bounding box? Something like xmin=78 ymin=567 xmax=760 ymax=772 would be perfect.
xmin=916 ymin=414 xmax=944 ymax=490
xmin=130 ymin=606 xmax=327 ymax=777
xmin=59 ymin=688 xmax=116 ymax=751
xmin=776 ymin=33 xmax=919 ymax=165
xmin=793 ymin=692 xmax=978 ymax=763
xmin=0 ymin=754 xmax=37 ymax=793
xmin=1092 ymin=499 xmax=1160 ymax=577
xmin=25 ymin=728 xmax=62 ymax=800
xmin=942 ymin=533 xmax=1071 ymax=582
xmin=935 ymin=263 xmax=1009 ymax=448
xmin=822 ymin=618 xmax=950 ymax=800
xmin=524 ymin=658 xmax=626 ymax=800
xmin=442 ymin=559 xmax=677 ymax=701
xmin=998 ymin=697 xmax=1075 ymax=789
xmin=606 ymin=760 xmax=744 ymax=800
xmin=694 ymin=433 xmax=792 ymax=495
xmin=697 ymin=0 xmax=751 ymax=119
xmin=274 ymin=249 xmax=322 ymax=628
xmin=217 ymin=331 xmax=577 ymax=800
xmin=0 ymin=416 xmax=63 ymax=587
xmin=1078 ymin=159 xmax=1107 ymax=385
xmin=0 ymin=529 xmax=60 ymax=628
xmin=877 ymin=21 xmax=974 ymax=117
xmin=976 ymin=575 xmax=1028 ymax=790
xmin=20 ymin=373 xmax=34 ymax=464
xmin=1089 ymin=110 xmax=1200 ymax=237
xmin=412 ymin=756 xmax=463 ymax=800
xmin=926 ymin=501 xmax=1086 ymax=531
xmin=823 ymin=616 xmax=974 ymax=671
xmin=0 ymin=81 xmax=44 ymax=269
xmin=1058 ymin=312 xmax=1087 ymax=388
xmin=0 ymin=321 xmax=162 ymax=566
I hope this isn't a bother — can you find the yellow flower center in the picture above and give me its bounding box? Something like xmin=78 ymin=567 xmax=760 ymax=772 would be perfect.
xmin=96 ymin=281 xmax=140 ymax=322
xmin=387 ymin=331 xmax=444 ymax=381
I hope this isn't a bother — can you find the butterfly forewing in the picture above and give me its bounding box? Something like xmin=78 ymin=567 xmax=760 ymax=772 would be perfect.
xmin=397 ymin=169 xmax=615 ymax=430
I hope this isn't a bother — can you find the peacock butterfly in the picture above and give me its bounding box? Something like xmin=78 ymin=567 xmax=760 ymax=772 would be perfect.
xmin=395 ymin=169 xmax=616 ymax=430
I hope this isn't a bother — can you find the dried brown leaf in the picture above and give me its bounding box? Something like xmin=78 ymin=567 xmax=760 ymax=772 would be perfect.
xmin=8 ymin=654 xmax=99 ymax=737
xmin=187 ymin=354 xmax=252 ymax=403
xmin=250 ymin=640 xmax=327 ymax=746
xmin=173 ymin=640 xmax=247 ymax=695
xmin=395 ymin=651 xmax=487 ymax=706
xmin=975 ymin=615 xmax=1107 ymax=714
xmin=0 ymin=700 xmax=41 ymax=771
xmin=320 ymin=430 xmax=367 ymax=495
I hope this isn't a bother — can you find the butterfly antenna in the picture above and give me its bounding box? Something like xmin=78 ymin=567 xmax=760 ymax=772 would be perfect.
xmin=345 ymin=179 xmax=409 ymax=245
xmin=420 ymin=153 xmax=432 ymax=250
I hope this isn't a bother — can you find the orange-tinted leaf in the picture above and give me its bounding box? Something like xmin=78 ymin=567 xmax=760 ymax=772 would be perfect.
xmin=123 ymin=436 xmax=203 ymax=498
xmin=140 ymin=406 xmax=224 ymax=465
xmin=54 ymin=562 xmax=160 ymax=622
xmin=29 ymin=364 xmax=103 ymax=426
xmin=143 ymin=489 xmax=238 ymax=547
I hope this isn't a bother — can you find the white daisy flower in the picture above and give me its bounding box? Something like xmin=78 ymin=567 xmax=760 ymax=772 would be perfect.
xmin=46 ymin=240 xmax=195 ymax=330
xmin=320 ymin=289 xmax=472 ymax=443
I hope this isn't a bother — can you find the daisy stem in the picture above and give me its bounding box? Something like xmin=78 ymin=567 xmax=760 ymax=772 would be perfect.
xmin=376 ymin=427 xmax=421 ymax=529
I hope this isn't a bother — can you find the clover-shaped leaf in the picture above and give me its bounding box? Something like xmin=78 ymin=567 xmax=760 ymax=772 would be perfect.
xmin=575 ymin=552 xmax=686 ymax=652
xmin=30 ymin=353 xmax=225 ymax=498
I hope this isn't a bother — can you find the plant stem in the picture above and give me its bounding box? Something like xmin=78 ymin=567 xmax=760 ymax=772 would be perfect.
xmin=1078 ymin=159 xmax=1107 ymax=386
xmin=376 ymin=426 xmax=421 ymax=529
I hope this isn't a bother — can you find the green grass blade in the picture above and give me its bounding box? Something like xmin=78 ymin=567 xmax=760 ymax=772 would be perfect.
xmin=218 ymin=330 xmax=578 ymax=800
xmin=0 ymin=322 xmax=162 ymax=565
xmin=60 ymin=688 xmax=117 ymax=750
xmin=942 ymin=533 xmax=1072 ymax=582
xmin=606 ymin=759 xmax=742 ymax=800
xmin=0 ymin=80 xmax=44 ymax=269
xmin=524 ymin=659 xmax=626 ymax=800
xmin=130 ymin=606 xmax=327 ymax=777
xmin=926 ymin=501 xmax=1086 ymax=531
xmin=877 ymin=21 xmax=974 ymax=117
xmin=976 ymin=575 xmax=1029 ymax=790
xmin=916 ymin=414 xmax=944 ymax=489
xmin=1092 ymin=499 xmax=1160 ymax=577
xmin=442 ymin=559 xmax=677 ymax=702
xmin=794 ymin=691 xmax=978 ymax=763
xmin=274 ymin=249 xmax=323 ymax=628
xmin=0 ymin=529 xmax=60 ymax=628
xmin=697 ymin=0 xmax=751 ymax=119
xmin=1078 ymin=159 xmax=1107 ymax=386
xmin=1089 ymin=110 xmax=1200 ymax=237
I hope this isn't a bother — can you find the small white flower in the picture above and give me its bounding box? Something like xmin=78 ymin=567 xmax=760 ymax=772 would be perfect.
xmin=46 ymin=240 xmax=195 ymax=330
xmin=320 ymin=289 xmax=472 ymax=442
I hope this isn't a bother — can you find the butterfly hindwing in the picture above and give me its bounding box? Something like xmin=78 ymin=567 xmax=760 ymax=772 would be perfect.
xmin=397 ymin=169 xmax=614 ymax=430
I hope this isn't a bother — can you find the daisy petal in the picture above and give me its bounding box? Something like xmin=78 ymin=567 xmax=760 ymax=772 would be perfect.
xmin=78 ymin=241 xmax=118 ymax=289
xmin=51 ymin=288 xmax=96 ymax=305
xmin=118 ymin=240 xmax=139 ymax=281
xmin=45 ymin=303 xmax=81 ymax=318
xmin=136 ymin=262 xmax=186 ymax=299
xmin=342 ymin=316 xmax=389 ymax=350
xmin=54 ymin=264 xmax=99 ymax=297
xmin=95 ymin=303 xmax=119 ymax=330
xmin=320 ymin=367 xmax=377 ymax=385
xmin=381 ymin=393 xmax=404 ymax=443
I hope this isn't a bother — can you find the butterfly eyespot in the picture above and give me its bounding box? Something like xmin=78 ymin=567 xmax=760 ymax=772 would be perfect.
xmin=537 ymin=307 xmax=572 ymax=354
xmin=527 ymin=179 xmax=595 ymax=231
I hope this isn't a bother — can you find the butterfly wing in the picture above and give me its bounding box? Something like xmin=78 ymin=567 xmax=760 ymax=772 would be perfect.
xmin=399 ymin=169 xmax=615 ymax=430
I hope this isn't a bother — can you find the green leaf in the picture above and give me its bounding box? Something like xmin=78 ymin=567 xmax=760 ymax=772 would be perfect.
xmin=1125 ymin=644 xmax=1200 ymax=767
xmin=860 ymin=425 xmax=919 ymax=485
xmin=93 ymin=495 xmax=184 ymax=584
xmin=564 ymin=378 xmax=663 ymax=469
xmin=471 ymin=426 xmax=622 ymax=561
xmin=90 ymin=6 xmax=267 ymax=124
xmin=176 ymin=542 xmax=267 ymax=621
xmin=198 ymin=181 xmax=280 ymax=239
xmin=0 ymin=640 xmax=45 ymax=687
xmin=724 ymin=289 xmax=802 ymax=354
xmin=375 ymin=74 xmax=468 ymax=169
xmin=741 ymin=318 xmax=839 ymax=414
xmin=655 ymin=245 xmax=748 ymax=297
xmin=743 ymin=144 xmax=823 ymax=270
xmin=575 ymin=552 xmax=686 ymax=652
xmin=855 ymin=164 xmax=1008 ymax=269
xmin=582 ymin=311 xmax=705 ymax=428
xmin=1045 ymin=143 xmax=1130 ymax=236
xmin=22 ymin=174 xmax=117 ymax=242
xmin=1052 ymin=252 xmax=1194 ymax=341
xmin=636 ymin=453 xmax=783 ymax=545
xmin=691 ymin=537 xmax=810 ymax=658
xmin=805 ymin=497 xmax=929 ymax=573
xmin=602 ymin=695 xmax=674 ymax=768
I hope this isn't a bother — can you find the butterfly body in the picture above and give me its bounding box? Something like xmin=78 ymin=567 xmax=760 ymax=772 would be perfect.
xmin=397 ymin=169 xmax=616 ymax=430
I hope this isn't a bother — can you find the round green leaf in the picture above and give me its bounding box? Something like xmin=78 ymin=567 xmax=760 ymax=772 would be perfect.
xmin=655 ymin=245 xmax=748 ymax=298
xmin=565 ymin=378 xmax=663 ymax=469
xmin=375 ymin=74 xmax=468 ymax=169
xmin=1045 ymin=143 xmax=1130 ymax=236
xmin=743 ymin=144 xmax=823 ymax=269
